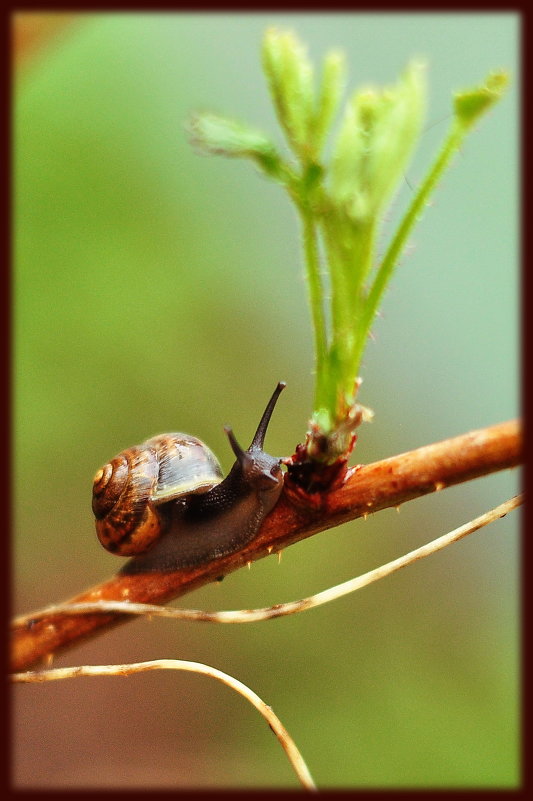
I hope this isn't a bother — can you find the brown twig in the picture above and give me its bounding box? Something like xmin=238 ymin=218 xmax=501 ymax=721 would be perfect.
xmin=11 ymin=419 xmax=522 ymax=672
xmin=13 ymin=493 xmax=522 ymax=629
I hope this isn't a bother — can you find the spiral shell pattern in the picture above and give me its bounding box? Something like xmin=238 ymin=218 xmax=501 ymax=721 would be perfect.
xmin=93 ymin=434 xmax=223 ymax=556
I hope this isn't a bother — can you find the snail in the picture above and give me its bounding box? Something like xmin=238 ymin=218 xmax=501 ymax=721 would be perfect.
xmin=92 ymin=382 xmax=286 ymax=574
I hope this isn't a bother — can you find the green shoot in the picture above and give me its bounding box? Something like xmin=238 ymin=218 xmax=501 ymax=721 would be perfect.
xmin=189 ymin=28 xmax=508 ymax=469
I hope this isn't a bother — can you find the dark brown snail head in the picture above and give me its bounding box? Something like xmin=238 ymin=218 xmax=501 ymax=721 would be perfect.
xmin=224 ymin=381 xmax=286 ymax=491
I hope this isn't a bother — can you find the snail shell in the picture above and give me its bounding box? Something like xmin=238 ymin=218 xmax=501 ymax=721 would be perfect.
xmin=92 ymin=435 xmax=223 ymax=556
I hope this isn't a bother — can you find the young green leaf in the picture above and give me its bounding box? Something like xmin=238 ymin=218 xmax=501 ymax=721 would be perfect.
xmin=330 ymin=61 xmax=426 ymax=224
xmin=312 ymin=49 xmax=346 ymax=155
xmin=187 ymin=111 xmax=288 ymax=181
xmin=454 ymin=71 xmax=509 ymax=130
xmin=262 ymin=28 xmax=316 ymax=161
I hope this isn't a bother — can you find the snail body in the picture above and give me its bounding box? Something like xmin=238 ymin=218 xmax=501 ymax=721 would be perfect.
xmin=92 ymin=382 xmax=286 ymax=574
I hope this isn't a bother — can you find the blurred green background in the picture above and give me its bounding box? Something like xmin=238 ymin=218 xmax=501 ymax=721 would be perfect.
xmin=13 ymin=12 xmax=520 ymax=790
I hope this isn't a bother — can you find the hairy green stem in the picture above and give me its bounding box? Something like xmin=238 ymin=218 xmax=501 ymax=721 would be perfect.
xmin=299 ymin=208 xmax=328 ymax=410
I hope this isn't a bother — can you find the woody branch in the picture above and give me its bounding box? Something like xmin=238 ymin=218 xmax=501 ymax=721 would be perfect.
xmin=11 ymin=419 xmax=521 ymax=672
